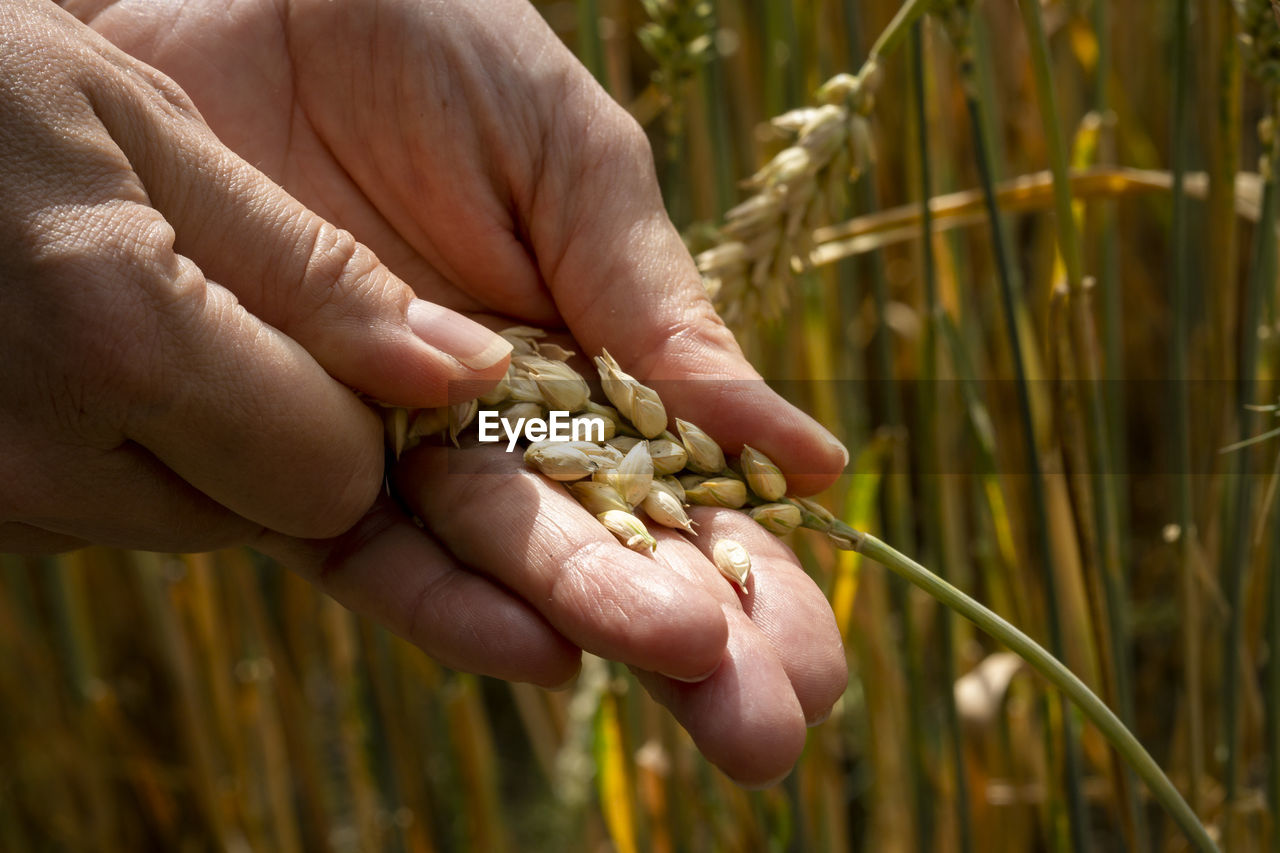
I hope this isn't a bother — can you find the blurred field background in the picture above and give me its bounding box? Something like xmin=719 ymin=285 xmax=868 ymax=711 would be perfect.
xmin=3 ymin=0 xmax=1278 ymax=849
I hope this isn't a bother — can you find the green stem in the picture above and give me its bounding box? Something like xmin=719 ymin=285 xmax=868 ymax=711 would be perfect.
xmin=862 ymin=94 xmax=930 ymax=853
xmin=1223 ymin=126 xmax=1278 ymax=849
xmin=962 ymin=67 xmax=1087 ymax=853
xmin=761 ymin=1 xmax=791 ymax=114
xmin=1169 ymin=0 xmax=1204 ymax=829
xmin=842 ymin=2 xmax=928 ymax=841
xmin=574 ymin=0 xmax=605 ymax=86
xmin=1093 ymin=0 xmax=1130 ymax=590
xmin=1269 ymin=465 xmax=1280 ymax=853
xmin=834 ymin=0 xmax=872 ymax=443
xmin=851 ymin=74 xmax=931 ymax=853
xmin=700 ymin=0 xmax=736 ymax=218
xmin=866 ymin=0 xmax=931 ymax=67
xmin=911 ymin=21 xmax=973 ymax=853
xmin=1015 ymin=0 xmax=1082 ymax=287
xmin=1018 ymin=3 xmax=1139 ymax=845
xmin=834 ymin=1 xmax=926 ymax=835
xmin=835 ymin=528 xmax=1219 ymax=853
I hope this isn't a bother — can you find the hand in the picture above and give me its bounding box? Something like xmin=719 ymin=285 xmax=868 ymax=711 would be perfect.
xmin=61 ymin=0 xmax=850 ymax=785
xmin=0 ymin=0 xmax=513 ymax=552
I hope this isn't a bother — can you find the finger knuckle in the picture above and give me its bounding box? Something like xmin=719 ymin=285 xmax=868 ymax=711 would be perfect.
xmin=287 ymin=220 xmax=391 ymax=325
xmin=119 ymin=56 xmax=204 ymax=125
xmin=575 ymin=97 xmax=655 ymax=181
xmin=30 ymin=205 xmax=209 ymax=422
xmin=609 ymin=109 xmax=655 ymax=169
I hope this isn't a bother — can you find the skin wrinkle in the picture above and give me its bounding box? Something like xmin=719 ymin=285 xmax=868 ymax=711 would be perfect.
xmin=500 ymin=49 xmax=568 ymax=301
xmin=492 ymin=13 xmax=556 ymax=198
xmin=532 ymin=98 xmax=651 ymax=296
xmin=276 ymin=108 xmax=442 ymax=308
xmin=286 ymin=502 xmax=578 ymax=685
xmin=297 ymin=6 xmax=443 ymax=267
xmin=23 ymin=444 xmax=261 ymax=549
xmin=547 ymin=537 xmax=636 ymax=627
xmin=308 ymin=495 xmax=403 ymax=586
xmin=49 ymin=230 xmax=176 ymax=429
xmin=411 ymin=577 xmax=578 ymax=686
xmin=292 ymin=221 xmax=376 ymax=327
xmin=627 ymin=301 xmax=735 ymax=383
xmin=406 ymin=446 xmax=541 ymax=549
xmin=286 ymin=4 xmax=547 ymax=320
xmin=402 ymin=559 xmax=474 ymax=652
xmin=278 ymin=3 xmax=410 ymax=289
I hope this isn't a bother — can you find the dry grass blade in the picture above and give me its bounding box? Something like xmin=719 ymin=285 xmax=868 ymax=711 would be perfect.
xmin=807 ymin=168 xmax=1266 ymax=263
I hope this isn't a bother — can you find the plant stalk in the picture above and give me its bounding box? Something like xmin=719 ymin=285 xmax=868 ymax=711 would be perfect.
xmin=838 ymin=528 xmax=1218 ymax=853
xmin=1170 ymin=0 xmax=1205 ymax=825
xmin=575 ymin=0 xmax=605 ymax=86
xmin=1223 ymin=114 xmax=1278 ymax=849
xmin=1016 ymin=1 xmax=1138 ymax=843
xmin=960 ymin=51 xmax=1088 ymax=850
xmin=911 ymin=21 xmax=974 ymax=853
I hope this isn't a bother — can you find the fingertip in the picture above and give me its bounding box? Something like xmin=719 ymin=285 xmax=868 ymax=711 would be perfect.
xmin=542 ymin=666 xmax=583 ymax=691
xmin=276 ymin=401 xmax=387 ymax=539
xmin=635 ymin=640 xmax=809 ymax=787
xmin=773 ymin=445 xmax=846 ymax=497
xmin=739 ymin=770 xmax=795 ymax=791
xmin=716 ymin=698 xmax=807 ymax=788
xmin=670 ymin=381 xmax=847 ymax=496
xmin=659 ymin=661 xmax=723 ymax=684
xmin=758 ymin=406 xmax=848 ymax=496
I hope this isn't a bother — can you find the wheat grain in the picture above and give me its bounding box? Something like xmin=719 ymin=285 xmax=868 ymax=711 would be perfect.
xmin=739 ymin=444 xmax=787 ymax=500
xmin=382 ymin=326 xmax=849 ymax=591
xmin=570 ymin=481 xmax=631 ymax=516
xmin=598 ymin=509 xmax=658 ymax=554
xmin=749 ymin=503 xmax=802 ymax=535
xmin=712 ymin=539 xmax=751 ymax=593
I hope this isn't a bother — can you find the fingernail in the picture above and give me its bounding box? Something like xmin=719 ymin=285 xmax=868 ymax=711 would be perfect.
xmin=660 ymin=661 xmax=721 ymax=683
xmin=407 ymin=299 xmax=512 ymax=370
xmin=546 ymin=668 xmax=580 ymax=692
xmin=806 ymin=707 xmax=833 ymax=728
xmin=824 ymin=429 xmax=849 ymax=469
xmin=793 ymin=405 xmax=848 ymax=470
xmin=741 ymin=770 xmax=792 ymax=791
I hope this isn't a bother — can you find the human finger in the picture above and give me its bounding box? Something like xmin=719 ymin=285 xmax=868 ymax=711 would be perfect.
xmin=85 ymin=37 xmax=512 ymax=407
xmin=256 ymin=496 xmax=583 ymax=688
xmin=629 ymin=614 xmax=808 ymax=788
xmin=684 ymin=507 xmax=848 ymax=725
xmin=395 ymin=443 xmax=729 ymax=682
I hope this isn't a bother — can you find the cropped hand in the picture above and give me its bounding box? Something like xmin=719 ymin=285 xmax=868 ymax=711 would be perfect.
xmin=62 ymin=0 xmax=849 ymax=785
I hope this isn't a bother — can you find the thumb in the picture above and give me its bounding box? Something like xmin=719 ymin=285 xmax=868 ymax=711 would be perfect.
xmin=93 ymin=58 xmax=511 ymax=408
